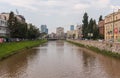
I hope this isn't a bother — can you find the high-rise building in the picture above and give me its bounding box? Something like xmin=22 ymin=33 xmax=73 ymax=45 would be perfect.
xmin=70 ymin=25 xmax=74 ymax=31
xmin=46 ymin=28 xmax=48 ymax=34
xmin=41 ymin=25 xmax=48 ymax=34
xmin=56 ymin=27 xmax=64 ymax=39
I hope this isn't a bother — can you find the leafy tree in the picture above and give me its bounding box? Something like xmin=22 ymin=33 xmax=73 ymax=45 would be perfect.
xmin=8 ymin=12 xmax=40 ymax=40
xmin=93 ymin=20 xmax=99 ymax=39
xmin=82 ymin=12 xmax=89 ymax=38
xmin=8 ymin=11 xmax=15 ymax=38
xmin=88 ymin=18 xmax=94 ymax=33
xmin=99 ymin=15 xmax=103 ymax=21
xmin=27 ymin=24 xmax=40 ymax=39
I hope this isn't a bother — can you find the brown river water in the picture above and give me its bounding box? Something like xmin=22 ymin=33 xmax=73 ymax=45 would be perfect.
xmin=0 ymin=41 xmax=120 ymax=78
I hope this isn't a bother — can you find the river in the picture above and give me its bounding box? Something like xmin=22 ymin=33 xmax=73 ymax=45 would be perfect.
xmin=0 ymin=41 xmax=120 ymax=78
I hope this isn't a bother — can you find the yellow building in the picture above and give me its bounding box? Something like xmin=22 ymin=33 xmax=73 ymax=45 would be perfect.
xmin=67 ymin=25 xmax=82 ymax=39
xmin=105 ymin=9 xmax=120 ymax=42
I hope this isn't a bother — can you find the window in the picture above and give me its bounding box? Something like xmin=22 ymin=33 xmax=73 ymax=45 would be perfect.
xmin=116 ymin=16 xmax=118 ymax=20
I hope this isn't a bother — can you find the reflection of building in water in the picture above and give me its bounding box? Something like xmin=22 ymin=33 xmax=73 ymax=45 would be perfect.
xmin=98 ymin=54 xmax=120 ymax=78
xmin=0 ymin=49 xmax=39 ymax=78
xmin=56 ymin=40 xmax=64 ymax=46
xmin=82 ymin=51 xmax=95 ymax=67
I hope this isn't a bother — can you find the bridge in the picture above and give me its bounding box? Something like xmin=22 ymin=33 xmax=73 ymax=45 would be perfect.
xmin=47 ymin=38 xmax=66 ymax=41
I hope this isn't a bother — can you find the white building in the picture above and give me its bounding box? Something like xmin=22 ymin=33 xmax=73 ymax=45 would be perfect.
xmin=56 ymin=27 xmax=64 ymax=39
xmin=49 ymin=32 xmax=56 ymax=39
xmin=1 ymin=13 xmax=26 ymax=23
xmin=0 ymin=14 xmax=8 ymax=37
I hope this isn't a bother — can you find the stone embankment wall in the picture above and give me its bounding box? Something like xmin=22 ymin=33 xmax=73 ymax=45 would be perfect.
xmin=68 ymin=39 xmax=120 ymax=54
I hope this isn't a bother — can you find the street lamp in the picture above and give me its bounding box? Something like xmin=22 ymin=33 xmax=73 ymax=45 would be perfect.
xmin=88 ymin=33 xmax=93 ymax=40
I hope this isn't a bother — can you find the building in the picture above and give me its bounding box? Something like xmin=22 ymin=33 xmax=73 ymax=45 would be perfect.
xmin=1 ymin=13 xmax=26 ymax=23
xmin=0 ymin=14 xmax=8 ymax=37
xmin=76 ymin=25 xmax=83 ymax=39
xmin=16 ymin=15 xmax=26 ymax=23
xmin=46 ymin=28 xmax=48 ymax=34
xmin=105 ymin=9 xmax=120 ymax=42
xmin=98 ymin=20 xmax=104 ymax=37
xmin=56 ymin=27 xmax=64 ymax=39
xmin=70 ymin=25 xmax=74 ymax=31
xmin=67 ymin=25 xmax=82 ymax=39
xmin=49 ymin=32 xmax=57 ymax=39
xmin=41 ymin=25 xmax=48 ymax=34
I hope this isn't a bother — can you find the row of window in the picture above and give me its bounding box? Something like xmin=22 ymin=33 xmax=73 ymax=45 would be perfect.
xmin=105 ymin=36 xmax=120 ymax=40
xmin=0 ymin=27 xmax=7 ymax=31
xmin=105 ymin=15 xmax=119 ymax=23
xmin=0 ymin=20 xmax=7 ymax=26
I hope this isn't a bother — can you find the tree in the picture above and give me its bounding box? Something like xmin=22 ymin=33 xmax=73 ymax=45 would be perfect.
xmin=27 ymin=24 xmax=40 ymax=39
xmin=93 ymin=20 xmax=99 ymax=39
xmin=99 ymin=15 xmax=103 ymax=21
xmin=87 ymin=18 xmax=94 ymax=39
xmin=8 ymin=13 xmax=28 ymax=39
xmin=8 ymin=12 xmax=40 ymax=40
xmin=8 ymin=11 xmax=15 ymax=38
xmin=88 ymin=18 xmax=94 ymax=33
xmin=82 ymin=12 xmax=89 ymax=38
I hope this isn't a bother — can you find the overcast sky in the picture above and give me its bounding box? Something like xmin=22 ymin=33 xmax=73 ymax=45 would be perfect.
xmin=0 ymin=0 xmax=120 ymax=33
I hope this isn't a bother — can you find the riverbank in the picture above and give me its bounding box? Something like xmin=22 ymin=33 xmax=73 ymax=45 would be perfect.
xmin=67 ymin=40 xmax=120 ymax=59
xmin=0 ymin=39 xmax=47 ymax=60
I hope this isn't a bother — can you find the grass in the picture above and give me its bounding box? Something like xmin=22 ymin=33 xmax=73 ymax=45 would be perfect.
xmin=67 ymin=40 xmax=120 ymax=59
xmin=0 ymin=39 xmax=47 ymax=60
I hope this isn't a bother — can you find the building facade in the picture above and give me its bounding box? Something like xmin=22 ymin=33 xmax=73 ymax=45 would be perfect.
xmin=49 ymin=32 xmax=57 ymax=39
xmin=98 ymin=20 xmax=104 ymax=37
xmin=56 ymin=27 xmax=64 ymax=39
xmin=76 ymin=25 xmax=83 ymax=39
xmin=1 ymin=13 xmax=26 ymax=23
xmin=67 ymin=25 xmax=82 ymax=39
xmin=70 ymin=25 xmax=74 ymax=31
xmin=41 ymin=25 xmax=48 ymax=34
xmin=0 ymin=14 xmax=8 ymax=37
xmin=105 ymin=9 xmax=120 ymax=42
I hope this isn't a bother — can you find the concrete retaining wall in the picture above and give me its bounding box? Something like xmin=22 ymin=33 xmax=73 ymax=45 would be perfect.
xmin=68 ymin=39 xmax=120 ymax=54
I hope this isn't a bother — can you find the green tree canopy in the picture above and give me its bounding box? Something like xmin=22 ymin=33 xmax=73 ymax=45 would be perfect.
xmin=82 ymin=12 xmax=89 ymax=38
xmin=99 ymin=15 xmax=103 ymax=21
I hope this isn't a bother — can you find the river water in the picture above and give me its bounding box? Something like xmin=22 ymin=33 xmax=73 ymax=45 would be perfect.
xmin=0 ymin=41 xmax=120 ymax=78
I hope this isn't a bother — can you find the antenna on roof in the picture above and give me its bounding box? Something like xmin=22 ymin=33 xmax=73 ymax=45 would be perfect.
xmin=16 ymin=9 xmax=19 ymax=15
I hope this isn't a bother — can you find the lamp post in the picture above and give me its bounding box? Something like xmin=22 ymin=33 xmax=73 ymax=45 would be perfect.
xmin=88 ymin=33 xmax=93 ymax=40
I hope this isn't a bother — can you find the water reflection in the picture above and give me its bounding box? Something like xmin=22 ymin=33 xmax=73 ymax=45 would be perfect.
xmin=0 ymin=41 xmax=120 ymax=78
xmin=0 ymin=49 xmax=39 ymax=78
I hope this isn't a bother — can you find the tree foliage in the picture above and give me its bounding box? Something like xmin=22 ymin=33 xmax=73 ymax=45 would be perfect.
xmin=82 ymin=12 xmax=88 ymax=38
xmin=8 ymin=12 xmax=40 ymax=40
xmin=82 ymin=12 xmax=100 ymax=39
xmin=99 ymin=15 xmax=103 ymax=21
xmin=27 ymin=24 xmax=40 ymax=39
